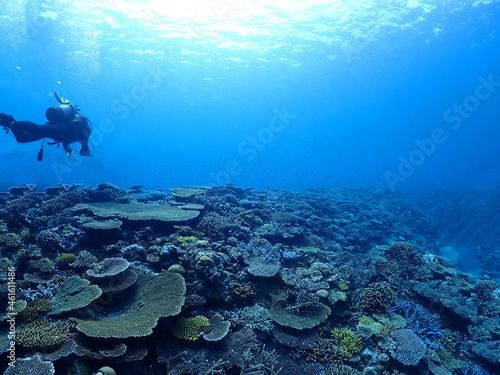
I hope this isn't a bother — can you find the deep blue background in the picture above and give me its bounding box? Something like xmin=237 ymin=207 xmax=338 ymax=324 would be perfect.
xmin=0 ymin=0 xmax=499 ymax=191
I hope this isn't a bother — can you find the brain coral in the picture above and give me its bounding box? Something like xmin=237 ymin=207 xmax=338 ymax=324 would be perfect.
xmin=71 ymin=270 xmax=185 ymax=338
xmin=74 ymin=201 xmax=199 ymax=222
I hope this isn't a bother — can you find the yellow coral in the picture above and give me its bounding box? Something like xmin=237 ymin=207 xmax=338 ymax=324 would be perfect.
xmin=176 ymin=236 xmax=198 ymax=244
xmin=172 ymin=316 xmax=211 ymax=341
xmin=331 ymin=328 xmax=364 ymax=358
xmin=56 ymin=253 xmax=77 ymax=266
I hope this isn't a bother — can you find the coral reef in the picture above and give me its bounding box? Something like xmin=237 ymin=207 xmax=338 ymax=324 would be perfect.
xmin=0 ymin=184 xmax=498 ymax=375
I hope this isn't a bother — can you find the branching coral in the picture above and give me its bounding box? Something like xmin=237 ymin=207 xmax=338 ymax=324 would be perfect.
xmin=331 ymin=328 xmax=364 ymax=359
xmin=358 ymin=281 xmax=395 ymax=313
xmin=15 ymin=318 xmax=75 ymax=347
xmin=232 ymin=304 xmax=275 ymax=332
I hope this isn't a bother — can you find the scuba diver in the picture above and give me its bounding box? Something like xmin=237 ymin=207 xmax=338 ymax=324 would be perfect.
xmin=0 ymin=92 xmax=92 ymax=161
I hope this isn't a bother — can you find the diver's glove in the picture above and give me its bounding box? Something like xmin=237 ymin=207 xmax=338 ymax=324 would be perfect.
xmin=0 ymin=113 xmax=15 ymax=129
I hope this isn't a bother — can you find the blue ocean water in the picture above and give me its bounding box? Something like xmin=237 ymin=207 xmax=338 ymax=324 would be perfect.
xmin=1 ymin=0 xmax=498 ymax=191
xmin=2 ymin=3 xmax=500 ymax=374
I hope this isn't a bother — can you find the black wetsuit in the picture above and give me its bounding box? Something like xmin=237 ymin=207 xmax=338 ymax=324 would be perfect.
xmin=1 ymin=113 xmax=92 ymax=156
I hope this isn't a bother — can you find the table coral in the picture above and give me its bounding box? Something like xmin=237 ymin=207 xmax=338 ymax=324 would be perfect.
xmin=4 ymin=354 xmax=54 ymax=375
xmin=74 ymin=201 xmax=199 ymax=222
xmin=49 ymin=276 xmax=102 ymax=315
xmin=269 ymin=301 xmax=331 ymax=330
xmin=87 ymin=257 xmax=129 ymax=278
xmin=71 ymin=270 xmax=185 ymax=338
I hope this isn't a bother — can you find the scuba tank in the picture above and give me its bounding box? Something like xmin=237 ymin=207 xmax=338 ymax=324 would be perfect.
xmin=45 ymin=104 xmax=75 ymax=123
xmin=45 ymin=92 xmax=77 ymax=123
xmin=37 ymin=92 xmax=92 ymax=161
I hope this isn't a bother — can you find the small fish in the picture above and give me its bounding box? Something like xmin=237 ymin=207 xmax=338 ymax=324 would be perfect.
xmin=352 ymin=287 xmax=363 ymax=303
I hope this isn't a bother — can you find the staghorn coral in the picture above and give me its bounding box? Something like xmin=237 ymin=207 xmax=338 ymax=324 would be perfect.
xmin=388 ymin=299 xmax=444 ymax=349
xmin=239 ymin=345 xmax=283 ymax=375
